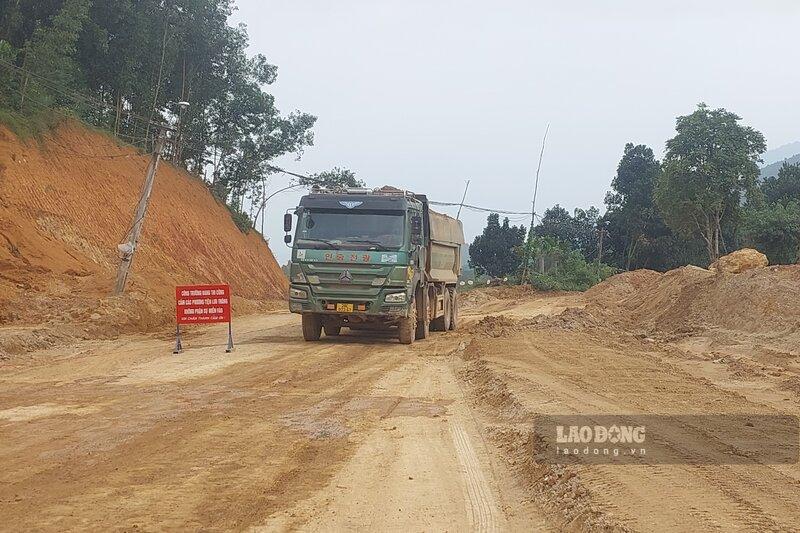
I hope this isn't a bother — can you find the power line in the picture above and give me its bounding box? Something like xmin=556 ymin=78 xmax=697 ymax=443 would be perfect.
xmin=3 ymin=72 xmax=541 ymax=219
xmin=0 ymin=58 xmax=157 ymax=127
xmin=428 ymin=200 xmax=538 ymax=217
xmin=3 ymin=78 xmax=155 ymax=139
xmin=264 ymin=165 xmax=540 ymax=218
xmin=2 ymin=87 xmax=152 ymax=159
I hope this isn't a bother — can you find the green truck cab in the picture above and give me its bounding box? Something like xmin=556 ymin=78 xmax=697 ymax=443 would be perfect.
xmin=284 ymin=187 xmax=464 ymax=344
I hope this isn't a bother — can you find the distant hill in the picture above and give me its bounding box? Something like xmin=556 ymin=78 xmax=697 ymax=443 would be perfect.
xmin=761 ymin=153 xmax=800 ymax=180
xmin=762 ymin=141 xmax=800 ymax=167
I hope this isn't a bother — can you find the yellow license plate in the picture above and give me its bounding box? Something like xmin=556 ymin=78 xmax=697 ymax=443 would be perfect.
xmin=335 ymin=303 xmax=354 ymax=313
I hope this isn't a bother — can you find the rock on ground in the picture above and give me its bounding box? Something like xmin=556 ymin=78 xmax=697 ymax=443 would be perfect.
xmin=709 ymin=248 xmax=768 ymax=274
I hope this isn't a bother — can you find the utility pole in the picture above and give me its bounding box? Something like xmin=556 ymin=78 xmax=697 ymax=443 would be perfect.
xmin=521 ymin=124 xmax=550 ymax=283
xmin=173 ymin=100 xmax=190 ymax=163
xmin=529 ymin=124 xmax=549 ymax=238
xmin=456 ymin=179 xmax=470 ymax=220
xmin=113 ymin=127 xmax=167 ymax=295
xmin=596 ymin=225 xmax=608 ymax=282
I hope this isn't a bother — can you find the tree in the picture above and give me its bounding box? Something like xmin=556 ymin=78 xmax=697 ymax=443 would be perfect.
xmin=0 ymin=0 xmax=317 ymax=233
xmin=602 ymin=143 xmax=674 ymax=270
xmin=518 ymin=236 xmax=615 ymax=291
xmin=534 ymin=204 xmax=600 ymax=262
xmin=655 ymin=103 xmax=766 ymax=263
xmin=535 ymin=205 xmax=574 ymax=243
xmin=763 ymin=163 xmax=800 ymax=206
xmin=739 ymin=162 xmax=800 ymax=264
xmin=469 ymin=213 xmax=526 ymax=277
xmin=19 ymin=0 xmax=90 ymax=111
xmin=740 ymin=201 xmax=800 ymax=264
xmin=0 ymin=40 xmax=19 ymax=109
xmin=572 ymin=206 xmax=600 ymax=262
xmin=301 ymin=167 xmax=364 ymax=189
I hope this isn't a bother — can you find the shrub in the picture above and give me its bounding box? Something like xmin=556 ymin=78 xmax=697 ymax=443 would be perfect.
xmin=521 ymin=237 xmax=616 ymax=291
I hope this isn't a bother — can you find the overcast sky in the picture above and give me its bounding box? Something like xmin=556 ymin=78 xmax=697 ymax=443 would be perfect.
xmin=231 ymin=0 xmax=800 ymax=263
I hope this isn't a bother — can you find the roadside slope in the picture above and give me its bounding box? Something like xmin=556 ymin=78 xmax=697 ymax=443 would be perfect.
xmin=0 ymin=120 xmax=287 ymax=353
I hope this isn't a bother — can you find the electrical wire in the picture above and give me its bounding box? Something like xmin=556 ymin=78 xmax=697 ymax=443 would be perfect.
xmin=264 ymin=165 xmax=540 ymax=218
xmin=2 ymin=61 xmax=543 ymax=219
xmin=0 ymin=58 xmax=159 ymax=127
xmin=2 ymin=87 xmax=153 ymax=159
xmin=3 ymin=76 xmax=154 ymax=134
xmin=427 ymin=200 xmax=537 ymax=217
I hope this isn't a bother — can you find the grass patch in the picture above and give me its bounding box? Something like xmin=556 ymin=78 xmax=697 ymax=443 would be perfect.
xmin=0 ymin=107 xmax=66 ymax=140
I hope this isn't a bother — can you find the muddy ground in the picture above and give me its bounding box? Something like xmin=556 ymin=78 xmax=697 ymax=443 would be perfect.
xmin=1 ymin=283 xmax=799 ymax=532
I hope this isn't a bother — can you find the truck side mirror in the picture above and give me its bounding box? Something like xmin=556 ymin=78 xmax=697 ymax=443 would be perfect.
xmin=284 ymin=234 xmax=292 ymax=244
xmin=411 ymin=215 xmax=422 ymax=245
xmin=283 ymin=213 xmax=293 ymax=232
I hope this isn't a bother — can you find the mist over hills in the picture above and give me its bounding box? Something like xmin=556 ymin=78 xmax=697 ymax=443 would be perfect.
xmin=760 ymin=141 xmax=800 ymax=179
xmin=762 ymin=141 xmax=800 ymax=166
xmin=761 ymin=154 xmax=800 ymax=179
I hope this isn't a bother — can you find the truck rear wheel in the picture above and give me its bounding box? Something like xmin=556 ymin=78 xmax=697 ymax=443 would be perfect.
xmin=302 ymin=314 xmax=322 ymax=341
xmin=398 ymin=301 xmax=416 ymax=344
xmin=442 ymin=291 xmax=451 ymax=331
xmin=448 ymin=289 xmax=458 ymax=330
xmin=323 ymin=324 xmax=341 ymax=336
xmin=431 ymin=290 xmax=450 ymax=331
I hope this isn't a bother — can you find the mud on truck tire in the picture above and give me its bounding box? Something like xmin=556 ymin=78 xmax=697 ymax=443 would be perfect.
xmin=398 ymin=299 xmax=416 ymax=345
xmin=302 ymin=313 xmax=322 ymax=341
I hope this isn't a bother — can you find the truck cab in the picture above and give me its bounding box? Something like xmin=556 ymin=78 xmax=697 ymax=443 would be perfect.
xmin=285 ymin=187 xmax=463 ymax=344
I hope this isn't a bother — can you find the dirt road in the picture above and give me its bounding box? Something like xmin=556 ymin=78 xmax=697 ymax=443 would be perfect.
xmin=1 ymin=289 xmax=799 ymax=531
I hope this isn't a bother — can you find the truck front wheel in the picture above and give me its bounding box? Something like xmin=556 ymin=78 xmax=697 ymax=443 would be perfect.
xmin=323 ymin=324 xmax=341 ymax=336
xmin=302 ymin=314 xmax=322 ymax=341
xmin=398 ymin=301 xmax=416 ymax=345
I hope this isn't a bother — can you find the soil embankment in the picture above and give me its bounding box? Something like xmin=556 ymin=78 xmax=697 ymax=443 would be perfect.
xmin=0 ymin=121 xmax=287 ymax=357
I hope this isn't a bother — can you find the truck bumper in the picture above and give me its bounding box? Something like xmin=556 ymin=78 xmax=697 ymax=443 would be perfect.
xmin=288 ymin=285 xmax=410 ymax=321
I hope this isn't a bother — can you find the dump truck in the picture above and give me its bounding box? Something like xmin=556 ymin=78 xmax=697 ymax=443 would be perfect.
xmin=284 ymin=186 xmax=465 ymax=344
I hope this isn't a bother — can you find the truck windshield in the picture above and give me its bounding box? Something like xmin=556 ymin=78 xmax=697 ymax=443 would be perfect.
xmin=296 ymin=210 xmax=405 ymax=250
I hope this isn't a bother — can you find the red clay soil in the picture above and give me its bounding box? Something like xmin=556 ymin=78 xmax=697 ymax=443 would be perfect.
xmin=0 ymin=120 xmax=287 ymax=354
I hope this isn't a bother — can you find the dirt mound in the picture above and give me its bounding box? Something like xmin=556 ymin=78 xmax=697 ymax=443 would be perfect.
xmin=590 ymin=263 xmax=800 ymax=352
xmin=0 ymin=121 xmax=287 ymax=356
xmin=469 ymin=314 xmax=521 ymax=337
xmin=459 ymin=285 xmax=538 ymax=309
xmin=469 ymin=307 xmax=601 ymax=338
xmin=709 ymin=248 xmax=768 ymax=274
xmin=583 ymin=269 xmax=662 ymax=306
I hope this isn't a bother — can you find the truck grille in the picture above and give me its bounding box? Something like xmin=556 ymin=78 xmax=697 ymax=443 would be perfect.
xmin=305 ymin=263 xmax=393 ymax=297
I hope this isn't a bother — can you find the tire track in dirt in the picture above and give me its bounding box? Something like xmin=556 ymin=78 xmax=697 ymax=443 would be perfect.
xmin=0 ymin=317 xmax=410 ymax=531
xmin=455 ymin=303 xmax=800 ymax=532
xmin=450 ymin=420 xmax=499 ymax=532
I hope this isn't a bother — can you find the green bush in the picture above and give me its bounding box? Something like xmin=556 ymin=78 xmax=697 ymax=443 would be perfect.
xmin=521 ymin=237 xmax=616 ymax=291
xmin=226 ymin=205 xmax=253 ymax=234
xmin=740 ymin=201 xmax=800 ymax=265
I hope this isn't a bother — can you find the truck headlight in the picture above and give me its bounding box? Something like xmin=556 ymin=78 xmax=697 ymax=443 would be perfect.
xmin=289 ymin=288 xmax=307 ymax=299
xmin=384 ymin=292 xmax=406 ymax=303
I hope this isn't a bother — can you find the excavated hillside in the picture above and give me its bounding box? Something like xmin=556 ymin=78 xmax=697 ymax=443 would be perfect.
xmin=0 ymin=120 xmax=287 ymax=356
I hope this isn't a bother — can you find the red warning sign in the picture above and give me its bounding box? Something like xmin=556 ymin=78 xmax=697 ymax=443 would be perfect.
xmin=176 ymin=284 xmax=231 ymax=324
